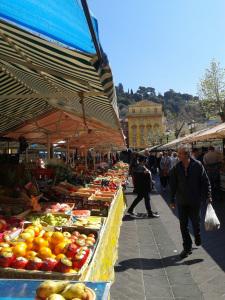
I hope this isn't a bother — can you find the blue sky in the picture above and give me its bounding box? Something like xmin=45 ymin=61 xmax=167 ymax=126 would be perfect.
xmin=88 ymin=0 xmax=225 ymax=96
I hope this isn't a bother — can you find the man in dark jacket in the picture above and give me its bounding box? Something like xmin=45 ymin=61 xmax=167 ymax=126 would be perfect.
xmin=127 ymin=155 xmax=159 ymax=218
xmin=169 ymin=145 xmax=212 ymax=259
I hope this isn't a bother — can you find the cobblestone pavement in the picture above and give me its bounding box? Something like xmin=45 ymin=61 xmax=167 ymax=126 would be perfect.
xmin=111 ymin=181 xmax=225 ymax=300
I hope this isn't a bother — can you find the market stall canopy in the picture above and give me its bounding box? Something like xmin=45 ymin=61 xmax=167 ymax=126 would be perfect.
xmin=0 ymin=0 xmax=125 ymax=147
xmin=158 ymin=137 xmax=185 ymax=150
xmin=186 ymin=122 xmax=225 ymax=143
xmin=159 ymin=127 xmax=213 ymax=149
xmin=4 ymin=110 xmax=125 ymax=150
xmin=139 ymin=144 xmax=161 ymax=154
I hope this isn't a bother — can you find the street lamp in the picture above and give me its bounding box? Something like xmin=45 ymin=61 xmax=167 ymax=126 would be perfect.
xmin=188 ymin=120 xmax=196 ymax=134
xmin=165 ymin=130 xmax=170 ymax=143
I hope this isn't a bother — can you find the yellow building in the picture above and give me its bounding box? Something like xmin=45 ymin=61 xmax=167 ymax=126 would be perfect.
xmin=127 ymin=100 xmax=165 ymax=149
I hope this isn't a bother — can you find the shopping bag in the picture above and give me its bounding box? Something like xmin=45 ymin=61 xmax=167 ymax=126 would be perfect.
xmin=204 ymin=203 xmax=220 ymax=231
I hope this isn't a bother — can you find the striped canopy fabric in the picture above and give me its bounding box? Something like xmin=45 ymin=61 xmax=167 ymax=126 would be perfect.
xmin=0 ymin=17 xmax=124 ymax=148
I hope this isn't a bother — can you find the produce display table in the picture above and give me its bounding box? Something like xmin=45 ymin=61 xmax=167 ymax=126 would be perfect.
xmin=82 ymin=186 xmax=126 ymax=281
xmin=0 ymin=279 xmax=110 ymax=299
xmin=0 ymin=186 xmax=126 ymax=284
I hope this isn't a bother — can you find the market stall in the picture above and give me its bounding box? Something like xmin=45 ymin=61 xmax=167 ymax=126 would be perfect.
xmin=0 ymin=162 xmax=128 ymax=280
xmin=0 ymin=0 xmax=127 ymax=298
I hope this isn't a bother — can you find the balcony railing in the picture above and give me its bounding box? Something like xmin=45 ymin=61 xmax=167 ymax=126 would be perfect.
xmin=127 ymin=112 xmax=163 ymax=117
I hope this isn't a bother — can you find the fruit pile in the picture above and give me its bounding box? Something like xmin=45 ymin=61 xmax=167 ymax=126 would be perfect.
xmin=30 ymin=213 xmax=69 ymax=226
xmin=72 ymin=216 xmax=102 ymax=230
xmin=0 ymin=224 xmax=96 ymax=273
xmin=44 ymin=203 xmax=74 ymax=214
xmin=36 ymin=280 xmax=95 ymax=300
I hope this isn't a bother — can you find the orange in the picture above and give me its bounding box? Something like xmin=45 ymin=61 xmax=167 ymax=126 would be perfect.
xmin=14 ymin=242 xmax=27 ymax=249
xmin=1 ymin=247 xmax=12 ymax=253
xmin=33 ymin=237 xmax=48 ymax=250
xmin=43 ymin=231 xmax=53 ymax=241
xmin=51 ymin=232 xmax=64 ymax=244
xmin=38 ymin=247 xmax=53 ymax=259
xmin=13 ymin=244 xmax=27 ymax=257
xmin=26 ymin=250 xmax=37 ymax=259
xmin=30 ymin=225 xmax=42 ymax=236
xmin=54 ymin=242 xmax=69 ymax=255
xmin=56 ymin=253 xmax=66 ymax=261
xmin=26 ymin=242 xmax=33 ymax=251
xmin=24 ymin=228 xmax=35 ymax=238
xmin=20 ymin=232 xmax=34 ymax=243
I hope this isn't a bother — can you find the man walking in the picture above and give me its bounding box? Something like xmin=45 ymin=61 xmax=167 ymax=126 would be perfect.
xmin=169 ymin=145 xmax=212 ymax=259
xmin=127 ymin=155 xmax=159 ymax=218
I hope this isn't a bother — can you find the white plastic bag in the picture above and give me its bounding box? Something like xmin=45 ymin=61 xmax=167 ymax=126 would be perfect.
xmin=204 ymin=203 xmax=220 ymax=231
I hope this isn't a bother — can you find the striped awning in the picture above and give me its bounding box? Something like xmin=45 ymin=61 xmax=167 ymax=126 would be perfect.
xmin=0 ymin=18 xmax=124 ymax=147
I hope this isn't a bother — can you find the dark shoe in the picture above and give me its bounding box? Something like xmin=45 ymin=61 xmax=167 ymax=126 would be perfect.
xmin=195 ymin=236 xmax=202 ymax=246
xmin=179 ymin=249 xmax=192 ymax=259
xmin=148 ymin=211 xmax=160 ymax=218
xmin=127 ymin=211 xmax=142 ymax=218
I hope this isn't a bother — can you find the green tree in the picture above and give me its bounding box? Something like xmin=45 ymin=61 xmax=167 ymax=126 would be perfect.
xmin=199 ymin=59 xmax=225 ymax=121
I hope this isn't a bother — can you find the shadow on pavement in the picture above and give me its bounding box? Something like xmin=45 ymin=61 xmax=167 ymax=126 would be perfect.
xmin=122 ymin=215 xmax=148 ymax=221
xmin=154 ymin=175 xmax=225 ymax=272
xmin=115 ymin=256 xmax=204 ymax=272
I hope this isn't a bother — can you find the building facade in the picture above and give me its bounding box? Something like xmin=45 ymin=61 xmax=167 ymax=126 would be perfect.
xmin=127 ymin=100 xmax=165 ymax=149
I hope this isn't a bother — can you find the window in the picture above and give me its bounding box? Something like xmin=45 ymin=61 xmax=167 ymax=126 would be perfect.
xmin=154 ymin=107 xmax=157 ymax=113
xmin=140 ymin=126 xmax=145 ymax=145
xmin=132 ymin=109 xmax=135 ymax=113
xmin=146 ymin=125 xmax=152 ymax=143
xmin=131 ymin=125 xmax=137 ymax=146
xmin=153 ymin=124 xmax=159 ymax=135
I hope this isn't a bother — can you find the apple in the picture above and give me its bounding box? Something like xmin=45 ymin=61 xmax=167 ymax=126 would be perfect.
xmin=80 ymin=234 xmax=87 ymax=239
xmin=63 ymin=232 xmax=71 ymax=238
xmin=56 ymin=257 xmax=72 ymax=273
xmin=88 ymin=233 xmax=95 ymax=238
xmin=40 ymin=258 xmax=58 ymax=271
xmin=72 ymin=231 xmax=80 ymax=237
xmin=66 ymin=243 xmax=79 ymax=258
xmin=26 ymin=257 xmax=43 ymax=270
xmin=0 ymin=251 xmax=15 ymax=267
xmin=75 ymin=239 xmax=86 ymax=247
xmin=11 ymin=257 xmax=28 ymax=269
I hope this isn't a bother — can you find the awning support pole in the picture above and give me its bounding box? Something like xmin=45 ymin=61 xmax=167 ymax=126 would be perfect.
xmin=47 ymin=134 xmax=51 ymax=160
xmin=66 ymin=139 xmax=70 ymax=164
xmin=85 ymin=149 xmax=88 ymax=170
xmin=78 ymin=92 xmax=88 ymax=128
xmin=93 ymin=150 xmax=96 ymax=170
xmin=81 ymin=0 xmax=103 ymax=63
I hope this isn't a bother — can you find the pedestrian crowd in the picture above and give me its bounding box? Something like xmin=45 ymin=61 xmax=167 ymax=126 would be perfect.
xmin=127 ymin=145 xmax=222 ymax=259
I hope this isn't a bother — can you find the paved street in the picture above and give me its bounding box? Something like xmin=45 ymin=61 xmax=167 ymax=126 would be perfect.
xmin=111 ymin=181 xmax=225 ymax=300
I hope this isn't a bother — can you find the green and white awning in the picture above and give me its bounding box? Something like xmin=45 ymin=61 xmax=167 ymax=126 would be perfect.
xmin=0 ymin=19 xmax=124 ymax=147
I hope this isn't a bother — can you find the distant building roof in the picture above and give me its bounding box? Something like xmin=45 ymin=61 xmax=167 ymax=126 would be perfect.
xmin=129 ymin=100 xmax=161 ymax=107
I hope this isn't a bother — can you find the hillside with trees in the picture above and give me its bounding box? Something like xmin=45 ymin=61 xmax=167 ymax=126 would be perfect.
xmin=116 ymin=83 xmax=207 ymax=131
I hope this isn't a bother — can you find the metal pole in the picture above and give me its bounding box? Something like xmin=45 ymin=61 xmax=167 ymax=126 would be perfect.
xmin=93 ymin=150 xmax=96 ymax=170
xmin=66 ymin=139 xmax=70 ymax=164
xmin=81 ymin=0 xmax=103 ymax=63
xmin=85 ymin=149 xmax=88 ymax=170
xmin=47 ymin=134 xmax=51 ymax=160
